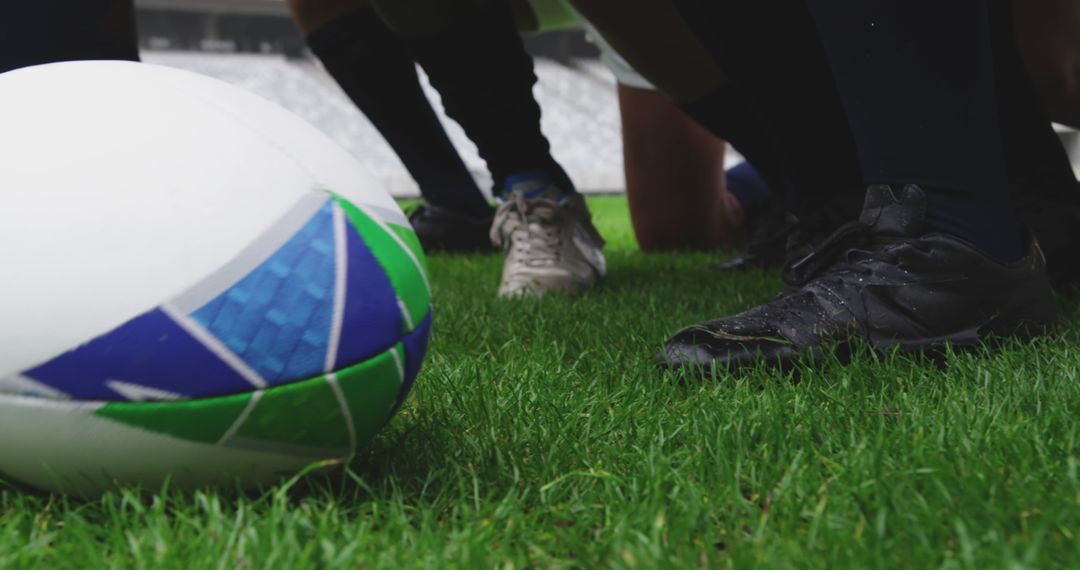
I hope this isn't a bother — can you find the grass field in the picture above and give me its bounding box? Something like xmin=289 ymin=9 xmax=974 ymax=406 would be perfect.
xmin=2 ymin=196 xmax=1078 ymax=568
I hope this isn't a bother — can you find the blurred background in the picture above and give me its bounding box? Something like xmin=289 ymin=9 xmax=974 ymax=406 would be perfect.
xmin=134 ymin=0 xmax=1078 ymax=198
xmin=134 ymin=0 xmax=624 ymax=198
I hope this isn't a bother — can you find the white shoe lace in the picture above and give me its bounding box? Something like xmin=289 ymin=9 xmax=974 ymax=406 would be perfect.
xmin=491 ymin=191 xmax=567 ymax=267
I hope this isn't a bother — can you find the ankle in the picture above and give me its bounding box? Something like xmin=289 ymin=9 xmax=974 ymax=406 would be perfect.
xmin=499 ymin=170 xmax=577 ymax=201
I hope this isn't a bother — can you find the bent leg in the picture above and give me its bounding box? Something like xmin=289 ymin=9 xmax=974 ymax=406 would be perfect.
xmin=572 ymin=0 xmax=784 ymax=199
xmin=373 ymin=0 xmax=573 ymax=196
xmin=674 ymin=0 xmax=863 ymax=223
xmin=291 ymin=0 xmax=493 ymax=220
xmin=372 ymin=0 xmax=605 ymax=298
xmin=619 ymin=84 xmax=739 ymax=251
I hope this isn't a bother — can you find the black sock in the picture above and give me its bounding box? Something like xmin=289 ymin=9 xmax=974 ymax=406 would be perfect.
xmin=306 ymin=7 xmax=493 ymax=218
xmin=804 ymin=0 xmax=1022 ymax=260
xmin=726 ymin=162 xmax=772 ymax=214
xmin=398 ymin=0 xmax=574 ymax=196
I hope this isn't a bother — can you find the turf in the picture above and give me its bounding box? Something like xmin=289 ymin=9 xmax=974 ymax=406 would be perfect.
xmin=2 ymin=196 xmax=1078 ymax=568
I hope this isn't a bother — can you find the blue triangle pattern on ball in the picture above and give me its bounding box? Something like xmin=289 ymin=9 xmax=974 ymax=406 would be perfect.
xmin=19 ymin=198 xmax=409 ymax=402
xmin=333 ymin=206 xmax=404 ymax=369
xmin=394 ymin=309 xmax=432 ymax=413
xmin=191 ymin=203 xmax=338 ymax=385
xmin=22 ymin=308 xmax=256 ymax=400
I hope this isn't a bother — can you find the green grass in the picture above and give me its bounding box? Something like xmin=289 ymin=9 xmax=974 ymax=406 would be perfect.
xmin=3 ymin=196 xmax=1078 ymax=568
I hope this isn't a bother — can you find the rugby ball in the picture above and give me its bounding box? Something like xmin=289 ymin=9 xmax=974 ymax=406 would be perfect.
xmin=0 ymin=61 xmax=432 ymax=495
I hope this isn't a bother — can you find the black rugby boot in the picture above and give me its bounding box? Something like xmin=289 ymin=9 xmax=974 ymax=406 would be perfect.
xmin=408 ymin=203 xmax=495 ymax=253
xmin=661 ymin=185 xmax=1056 ymax=374
xmin=714 ymin=190 xmax=864 ymax=272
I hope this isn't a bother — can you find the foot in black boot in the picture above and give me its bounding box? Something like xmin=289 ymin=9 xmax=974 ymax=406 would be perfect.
xmin=408 ymin=203 xmax=495 ymax=253
xmin=713 ymin=190 xmax=864 ymax=273
xmin=662 ymin=185 xmax=1056 ymax=375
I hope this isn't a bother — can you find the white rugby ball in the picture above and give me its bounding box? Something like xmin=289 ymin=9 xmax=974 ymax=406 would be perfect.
xmin=0 ymin=61 xmax=432 ymax=495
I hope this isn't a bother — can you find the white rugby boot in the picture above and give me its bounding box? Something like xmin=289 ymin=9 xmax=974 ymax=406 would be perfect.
xmin=490 ymin=180 xmax=606 ymax=298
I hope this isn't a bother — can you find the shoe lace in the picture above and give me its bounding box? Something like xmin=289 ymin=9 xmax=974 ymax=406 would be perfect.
xmin=783 ymin=221 xmax=913 ymax=286
xmin=491 ymin=191 xmax=565 ymax=265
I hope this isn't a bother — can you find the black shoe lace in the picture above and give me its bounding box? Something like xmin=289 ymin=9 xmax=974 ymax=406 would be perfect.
xmin=782 ymin=221 xmax=907 ymax=286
